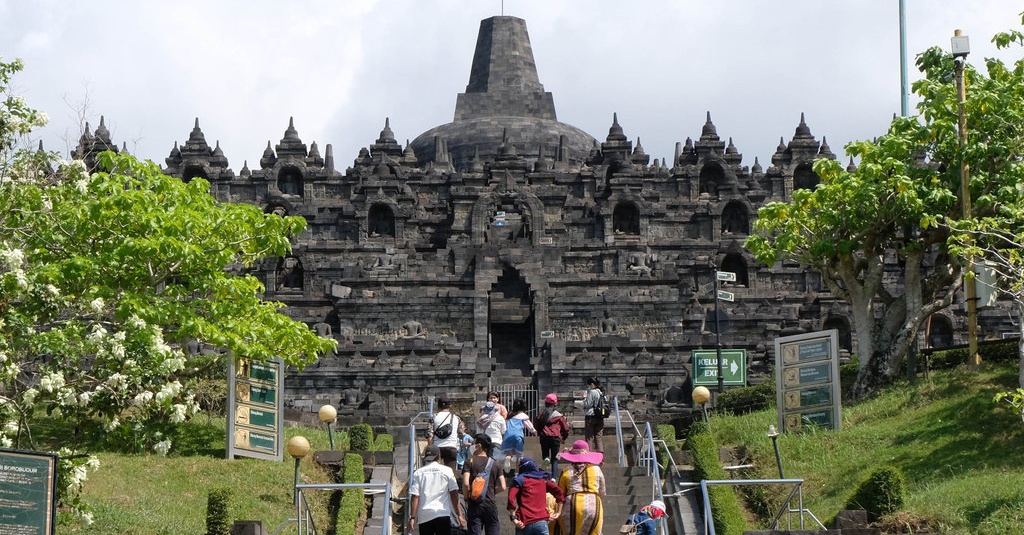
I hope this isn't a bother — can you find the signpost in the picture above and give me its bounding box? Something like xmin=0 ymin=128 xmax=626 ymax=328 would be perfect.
xmin=692 ymin=349 xmax=747 ymax=386
xmin=0 ymin=449 xmax=58 ymax=535
xmin=774 ymin=330 xmax=841 ymax=432
xmin=713 ymin=269 xmax=736 ymax=392
xmin=227 ymin=357 xmax=285 ymax=461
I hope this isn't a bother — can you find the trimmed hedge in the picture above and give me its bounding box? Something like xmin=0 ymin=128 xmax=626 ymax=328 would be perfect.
xmin=844 ymin=466 xmax=906 ymax=522
xmin=656 ymin=424 xmax=677 ymax=469
xmin=373 ymin=433 xmax=394 ymax=452
xmin=205 ymin=487 xmax=232 ymax=535
xmin=717 ymin=383 xmax=775 ymax=415
xmin=336 ymin=453 xmax=366 ymax=535
xmin=686 ymin=422 xmax=750 ymax=535
xmin=350 ymin=423 xmax=373 ymax=451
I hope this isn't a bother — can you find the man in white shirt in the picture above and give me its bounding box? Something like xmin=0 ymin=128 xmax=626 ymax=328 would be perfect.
xmin=430 ymin=394 xmax=463 ymax=477
xmin=409 ymin=445 xmax=465 ymax=535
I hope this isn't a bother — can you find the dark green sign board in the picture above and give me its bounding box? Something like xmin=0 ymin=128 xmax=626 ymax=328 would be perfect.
xmin=0 ymin=449 xmax=58 ymax=535
xmin=692 ymin=349 xmax=747 ymax=386
xmin=227 ymin=357 xmax=284 ymax=461
xmin=775 ymin=330 xmax=842 ymax=432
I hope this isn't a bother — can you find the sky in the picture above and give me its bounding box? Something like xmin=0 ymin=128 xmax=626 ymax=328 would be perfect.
xmin=1 ymin=0 xmax=1020 ymax=170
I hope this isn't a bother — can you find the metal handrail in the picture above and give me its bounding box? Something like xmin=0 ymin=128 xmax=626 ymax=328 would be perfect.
xmin=688 ymin=478 xmax=826 ymax=534
xmin=291 ymin=482 xmax=394 ymax=535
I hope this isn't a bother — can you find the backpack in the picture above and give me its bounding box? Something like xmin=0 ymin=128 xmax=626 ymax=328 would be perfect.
xmin=501 ymin=416 xmax=526 ymax=452
xmin=597 ymin=393 xmax=611 ymax=419
xmin=468 ymin=458 xmax=495 ymax=504
xmin=434 ymin=413 xmax=453 ymax=439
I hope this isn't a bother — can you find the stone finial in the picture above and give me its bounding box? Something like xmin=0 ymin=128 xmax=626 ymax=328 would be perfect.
xmin=847 ymin=157 xmax=857 ymax=173
xmin=121 ymin=142 xmax=129 ymax=155
xmin=260 ymin=140 xmax=277 ymax=169
xmin=701 ymin=111 xmax=718 ymax=138
xmin=188 ymin=117 xmax=206 ymax=144
xmin=751 ymin=156 xmax=763 ymax=174
xmin=794 ymin=112 xmax=812 ymax=139
xmin=606 ymin=113 xmax=626 ymax=142
xmin=378 ymin=117 xmax=396 ymax=142
xmin=240 ymin=160 xmax=251 ymax=178
xmin=284 ymin=117 xmax=300 ymax=141
xmin=534 ymin=146 xmax=549 ymax=172
xmin=818 ymin=136 xmax=834 ymax=158
xmin=324 ymin=144 xmax=335 ymax=172
xmin=95 ymin=116 xmax=112 ymax=143
xmin=726 ymin=137 xmax=737 ymax=154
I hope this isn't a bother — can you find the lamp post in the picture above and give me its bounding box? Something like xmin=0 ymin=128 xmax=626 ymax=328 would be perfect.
xmin=319 ymin=404 xmax=338 ymax=451
xmin=767 ymin=425 xmax=784 ymax=479
xmin=692 ymin=386 xmax=711 ymax=422
xmin=286 ymin=436 xmax=311 ymax=505
xmin=952 ymin=29 xmax=980 ymax=366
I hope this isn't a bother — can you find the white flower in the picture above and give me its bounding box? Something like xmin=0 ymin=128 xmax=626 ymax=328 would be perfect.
xmin=133 ymin=391 xmax=153 ymax=406
xmin=153 ymin=439 xmax=172 ymax=456
xmin=41 ymin=197 xmax=53 ymax=211
xmin=44 ymin=284 xmax=59 ymax=296
xmin=78 ymin=391 xmax=92 ymax=405
xmin=22 ymin=388 xmax=37 ymax=405
xmin=0 ymin=247 xmax=24 ymax=270
xmin=155 ymin=381 xmax=182 ymax=404
xmin=0 ymin=436 xmax=11 ymax=448
xmin=81 ymin=512 xmax=94 ymax=525
xmin=40 ymin=371 xmax=65 ymax=393
xmin=104 ymin=417 xmax=119 ymax=432
xmin=75 ymin=179 xmax=88 ymax=195
xmin=35 ymin=111 xmax=49 ymax=126
xmin=4 ymin=421 xmax=19 ymax=433
xmin=88 ymin=298 xmax=105 ymax=314
xmin=86 ymin=456 xmax=100 ymax=470
xmin=169 ymin=404 xmax=187 ymax=423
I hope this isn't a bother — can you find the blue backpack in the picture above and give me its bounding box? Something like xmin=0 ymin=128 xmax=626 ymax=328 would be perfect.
xmin=501 ymin=417 xmax=526 ymax=452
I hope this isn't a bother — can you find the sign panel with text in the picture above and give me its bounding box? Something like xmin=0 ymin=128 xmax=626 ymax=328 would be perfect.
xmin=0 ymin=449 xmax=58 ymax=535
xmin=692 ymin=349 xmax=747 ymax=386
xmin=774 ymin=330 xmax=841 ymax=432
xmin=227 ymin=357 xmax=284 ymax=461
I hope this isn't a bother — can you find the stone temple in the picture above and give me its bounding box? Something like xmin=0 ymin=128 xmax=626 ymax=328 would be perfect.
xmin=71 ymin=16 xmax=1013 ymax=423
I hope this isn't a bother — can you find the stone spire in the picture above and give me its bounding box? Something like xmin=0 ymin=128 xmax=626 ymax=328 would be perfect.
xmin=454 ymin=16 xmax=556 ymax=121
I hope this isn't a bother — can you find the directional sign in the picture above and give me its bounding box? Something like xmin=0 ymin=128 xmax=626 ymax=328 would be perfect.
xmin=692 ymin=349 xmax=747 ymax=386
xmin=717 ymin=290 xmax=734 ymax=302
xmin=716 ymin=271 xmax=737 ymax=282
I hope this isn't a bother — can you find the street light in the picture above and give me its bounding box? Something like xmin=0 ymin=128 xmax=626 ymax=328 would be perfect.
xmin=952 ymin=29 xmax=980 ymax=366
xmin=286 ymin=435 xmax=311 ymax=505
xmin=318 ymin=404 xmax=338 ymax=451
xmin=767 ymin=425 xmax=784 ymax=479
xmin=692 ymin=386 xmax=711 ymax=422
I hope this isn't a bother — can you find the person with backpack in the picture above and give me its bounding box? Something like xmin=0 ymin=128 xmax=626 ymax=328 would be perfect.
xmin=508 ymin=457 xmax=564 ymax=535
xmin=501 ymin=398 xmax=537 ymax=473
xmin=430 ymin=394 xmax=463 ymax=476
xmin=582 ymin=378 xmax=605 ymax=453
xmin=462 ymin=434 xmax=507 ymax=535
xmin=535 ymin=393 xmax=570 ymax=478
xmin=622 ymin=500 xmax=667 ymax=535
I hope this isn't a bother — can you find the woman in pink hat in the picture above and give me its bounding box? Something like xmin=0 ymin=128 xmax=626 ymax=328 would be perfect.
xmin=556 ymin=440 xmax=606 ymax=535
xmin=535 ymin=393 xmax=570 ymax=477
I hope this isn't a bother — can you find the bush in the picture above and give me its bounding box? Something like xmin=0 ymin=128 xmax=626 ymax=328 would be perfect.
xmin=717 ymin=383 xmax=775 ymax=415
xmin=373 ymin=433 xmax=394 ymax=452
xmin=686 ymin=422 xmax=750 ymax=534
xmin=335 ymin=453 xmax=366 ymax=535
xmin=205 ymin=487 xmax=232 ymax=535
xmin=349 ymin=424 xmax=373 ymax=451
xmin=656 ymin=424 xmax=677 ymax=469
xmin=844 ymin=466 xmax=906 ymax=522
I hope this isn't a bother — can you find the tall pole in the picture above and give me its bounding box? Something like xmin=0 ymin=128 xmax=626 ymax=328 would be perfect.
xmin=899 ymin=0 xmax=909 ymax=116
xmin=953 ymin=30 xmax=980 ymax=366
xmin=714 ymin=265 xmax=724 ymax=394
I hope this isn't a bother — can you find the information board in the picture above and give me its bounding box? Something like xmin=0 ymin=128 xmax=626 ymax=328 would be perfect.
xmin=0 ymin=449 xmax=58 ymax=535
xmin=227 ymin=357 xmax=284 ymax=461
xmin=774 ymin=330 xmax=841 ymax=432
xmin=691 ymin=349 xmax=747 ymax=386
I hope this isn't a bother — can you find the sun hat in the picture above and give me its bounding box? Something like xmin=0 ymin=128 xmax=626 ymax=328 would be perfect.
xmin=422 ymin=444 xmax=441 ymax=462
xmin=545 ymin=393 xmax=558 ymax=404
xmin=649 ymin=500 xmax=667 ymax=515
xmin=482 ymin=401 xmax=498 ymax=413
xmin=557 ymin=439 xmax=603 ymax=465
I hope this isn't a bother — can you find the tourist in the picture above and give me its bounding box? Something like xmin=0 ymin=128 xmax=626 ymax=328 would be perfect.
xmin=622 ymin=500 xmax=667 ymax=535
xmin=508 ymin=457 xmax=564 ymax=535
xmin=462 ymin=434 xmax=507 ymax=535
xmin=557 ymin=440 xmax=605 ymax=535
xmin=408 ymin=445 xmax=465 ymax=535
xmin=477 ymin=401 xmax=507 ymax=452
xmin=430 ymin=394 xmax=463 ymax=476
xmin=487 ymin=391 xmax=509 ymax=419
xmin=501 ymin=398 xmax=537 ymax=472
xmin=582 ymin=378 xmax=604 ymax=453
xmin=535 ymin=394 xmax=570 ymax=478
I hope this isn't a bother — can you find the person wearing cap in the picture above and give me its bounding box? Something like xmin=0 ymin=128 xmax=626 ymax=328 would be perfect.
xmin=409 ymin=444 xmax=465 ymax=535
xmin=508 ymin=457 xmax=565 ymax=535
xmin=582 ymin=378 xmax=604 ymax=453
xmin=487 ymin=391 xmax=509 ymax=419
xmin=535 ymin=393 xmax=570 ymax=478
xmin=557 ymin=440 xmax=606 ymax=535
xmin=623 ymin=500 xmax=668 ymax=535
xmin=476 ymin=401 xmax=507 ymax=450
xmin=430 ymin=394 xmax=463 ymax=477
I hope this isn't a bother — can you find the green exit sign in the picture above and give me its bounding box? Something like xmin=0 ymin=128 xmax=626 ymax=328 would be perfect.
xmin=692 ymin=349 xmax=747 ymax=386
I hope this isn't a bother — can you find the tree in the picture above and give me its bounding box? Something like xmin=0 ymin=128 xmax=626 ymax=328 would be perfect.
xmin=1 ymin=57 xmax=335 ymax=516
xmin=746 ymin=19 xmax=1024 ymax=399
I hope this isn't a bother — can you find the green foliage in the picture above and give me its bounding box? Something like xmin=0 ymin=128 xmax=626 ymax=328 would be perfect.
xmin=686 ymin=423 xmax=750 ymax=534
xmin=373 ymin=433 xmax=393 ymax=452
xmin=349 ymin=424 xmax=373 ymax=451
xmin=336 ymin=453 xmax=366 ymax=535
xmin=205 ymin=487 xmax=232 ymax=535
xmin=656 ymin=424 xmax=677 ymax=469
xmin=717 ymin=383 xmax=775 ymax=415
xmin=844 ymin=466 xmax=907 ymax=522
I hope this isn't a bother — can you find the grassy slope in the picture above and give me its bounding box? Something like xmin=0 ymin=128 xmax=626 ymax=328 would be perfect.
xmin=710 ymin=362 xmax=1024 ymax=534
xmin=58 ymin=421 xmax=338 ymax=535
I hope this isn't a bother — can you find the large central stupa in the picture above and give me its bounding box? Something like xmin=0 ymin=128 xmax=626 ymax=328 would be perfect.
xmin=410 ymin=16 xmax=597 ymax=170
